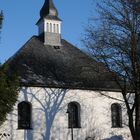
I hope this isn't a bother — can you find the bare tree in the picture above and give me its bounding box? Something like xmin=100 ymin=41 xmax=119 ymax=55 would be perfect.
xmin=83 ymin=0 xmax=140 ymax=140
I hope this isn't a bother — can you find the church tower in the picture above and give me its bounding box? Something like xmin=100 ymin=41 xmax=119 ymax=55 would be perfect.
xmin=37 ymin=0 xmax=62 ymax=46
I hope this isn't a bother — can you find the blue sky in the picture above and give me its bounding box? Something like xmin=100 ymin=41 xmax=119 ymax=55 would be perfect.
xmin=0 ymin=0 xmax=96 ymax=63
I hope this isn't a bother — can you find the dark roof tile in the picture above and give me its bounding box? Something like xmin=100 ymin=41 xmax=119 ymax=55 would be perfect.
xmin=7 ymin=36 xmax=119 ymax=91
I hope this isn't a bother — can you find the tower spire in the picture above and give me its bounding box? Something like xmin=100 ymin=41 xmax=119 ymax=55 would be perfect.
xmin=37 ymin=0 xmax=62 ymax=46
xmin=40 ymin=0 xmax=58 ymax=18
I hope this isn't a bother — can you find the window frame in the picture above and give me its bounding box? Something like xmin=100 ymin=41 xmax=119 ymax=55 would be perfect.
xmin=67 ymin=102 xmax=81 ymax=128
xmin=18 ymin=101 xmax=32 ymax=129
xmin=111 ymin=103 xmax=122 ymax=128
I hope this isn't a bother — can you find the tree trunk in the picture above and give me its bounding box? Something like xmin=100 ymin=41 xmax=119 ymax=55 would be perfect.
xmin=135 ymin=93 xmax=140 ymax=140
xmin=128 ymin=113 xmax=135 ymax=140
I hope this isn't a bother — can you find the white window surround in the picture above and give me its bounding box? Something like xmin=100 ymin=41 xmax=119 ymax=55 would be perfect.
xmin=44 ymin=19 xmax=61 ymax=34
xmin=38 ymin=19 xmax=61 ymax=34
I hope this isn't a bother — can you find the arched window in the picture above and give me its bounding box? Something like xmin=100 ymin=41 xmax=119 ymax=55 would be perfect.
xmin=111 ymin=103 xmax=122 ymax=128
xmin=67 ymin=102 xmax=81 ymax=128
xmin=18 ymin=101 xmax=32 ymax=129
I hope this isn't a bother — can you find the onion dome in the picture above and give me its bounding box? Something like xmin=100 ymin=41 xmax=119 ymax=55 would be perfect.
xmin=40 ymin=0 xmax=58 ymax=18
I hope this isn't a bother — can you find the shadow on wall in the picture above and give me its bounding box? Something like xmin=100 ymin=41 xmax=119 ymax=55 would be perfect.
xmin=103 ymin=135 xmax=123 ymax=140
xmin=22 ymin=87 xmax=68 ymax=140
xmin=85 ymin=135 xmax=123 ymax=140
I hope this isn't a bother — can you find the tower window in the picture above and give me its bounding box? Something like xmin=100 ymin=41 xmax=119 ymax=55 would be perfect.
xmin=53 ymin=24 xmax=56 ymax=33
xmin=67 ymin=102 xmax=81 ymax=128
xmin=18 ymin=101 xmax=32 ymax=129
xmin=111 ymin=103 xmax=122 ymax=128
xmin=47 ymin=23 xmax=49 ymax=32
xmin=50 ymin=23 xmax=52 ymax=32
xmin=57 ymin=24 xmax=59 ymax=33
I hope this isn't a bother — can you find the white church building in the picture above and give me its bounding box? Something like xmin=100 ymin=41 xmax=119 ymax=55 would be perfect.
xmin=0 ymin=0 xmax=132 ymax=140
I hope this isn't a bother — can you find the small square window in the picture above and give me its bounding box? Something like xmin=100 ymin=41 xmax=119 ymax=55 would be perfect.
xmin=54 ymin=46 xmax=60 ymax=49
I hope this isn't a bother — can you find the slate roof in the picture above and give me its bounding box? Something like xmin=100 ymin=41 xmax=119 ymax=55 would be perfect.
xmin=7 ymin=36 xmax=120 ymax=91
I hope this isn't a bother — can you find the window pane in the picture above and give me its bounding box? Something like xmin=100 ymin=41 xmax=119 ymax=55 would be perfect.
xmin=18 ymin=101 xmax=32 ymax=129
xmin=68 ymin=102 xmax=81 ymax=128
xmin=111 ymin=103 xmax=122 ymax=128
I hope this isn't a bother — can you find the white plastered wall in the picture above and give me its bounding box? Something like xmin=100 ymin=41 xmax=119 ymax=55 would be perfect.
xmin=0 ymin=87 xmax=132 ymax=140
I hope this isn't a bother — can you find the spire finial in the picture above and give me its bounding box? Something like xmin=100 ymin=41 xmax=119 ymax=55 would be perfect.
xmin=40 ymin=0 xmax=58 ymax=18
